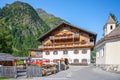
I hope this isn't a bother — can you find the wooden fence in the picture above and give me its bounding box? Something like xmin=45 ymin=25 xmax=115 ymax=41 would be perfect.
xmin=0 ymin=66 xmax=16 ymax=78
xmin=26 ymin=66 xmax=42 ymax=77
xmin=0 ymin=66 xmax=43 ymax=78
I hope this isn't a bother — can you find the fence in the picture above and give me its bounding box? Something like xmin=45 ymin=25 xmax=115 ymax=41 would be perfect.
xmin=26 ymin=66 xmax=42 ymax=77
xmin=0 ymin=66 xmax=16 ymax=78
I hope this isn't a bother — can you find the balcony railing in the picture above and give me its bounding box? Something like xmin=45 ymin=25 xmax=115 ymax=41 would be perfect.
xmin=38 ymin=42 xmax=94 ymax=50
xmin=50 ymin=33 xmax=79 ymax=40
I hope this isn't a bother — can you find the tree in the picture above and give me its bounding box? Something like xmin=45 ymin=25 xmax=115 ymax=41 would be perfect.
xmin=110 ymin=13 xmax=119 ymax=27
xmin=0 ymin=21 xmax=13 ymax=53
xmin=91 ymin=48 xmax=96 ymax=63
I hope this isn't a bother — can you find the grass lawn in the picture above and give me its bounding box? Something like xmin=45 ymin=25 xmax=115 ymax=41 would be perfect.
xmin=0 ymin=77 xmax=9 ymax=80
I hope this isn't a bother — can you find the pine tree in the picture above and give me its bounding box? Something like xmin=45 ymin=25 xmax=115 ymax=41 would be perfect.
xmin=110 ymin=13 xmax=119 ymax=27
xmin=0 ymin=21 xmax=13 ymax=53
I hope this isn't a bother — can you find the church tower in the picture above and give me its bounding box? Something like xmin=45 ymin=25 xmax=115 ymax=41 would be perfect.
xmin=104 ymin=15 xmax=116 ymax=36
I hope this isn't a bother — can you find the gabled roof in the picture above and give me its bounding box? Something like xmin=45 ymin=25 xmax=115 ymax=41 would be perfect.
xmin=0 ymin=53 xmax=15 ymax=61
xmin=106 ymin=15 xmax=115 ymax=24
xmin=37 ymin=22 xmax=97 ymax=41
xmin=96 ymin=26 xmax=120 ymax=46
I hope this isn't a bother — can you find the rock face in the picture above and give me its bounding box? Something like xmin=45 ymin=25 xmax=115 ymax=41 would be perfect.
xmin=96 ymin=64 xmax=120 ymax=72
xmin=36 ymin=8 xmax=68 ymax=29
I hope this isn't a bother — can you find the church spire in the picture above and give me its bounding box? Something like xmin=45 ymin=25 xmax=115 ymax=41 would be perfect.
xmin=104 ymin=15 xmax=116 ymax=36
xmin=106 ymin=15 xmax=116 ymax=24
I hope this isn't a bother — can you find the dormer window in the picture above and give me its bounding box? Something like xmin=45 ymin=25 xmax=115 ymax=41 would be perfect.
xmin=110 ymin=25 xmax=113 ymax=30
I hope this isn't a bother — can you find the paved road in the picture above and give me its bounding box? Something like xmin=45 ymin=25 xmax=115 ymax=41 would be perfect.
xmin=38 ymin=66 xmax=120 ymax=80
xmin=10 ymin=66 xmax=120 ymax=80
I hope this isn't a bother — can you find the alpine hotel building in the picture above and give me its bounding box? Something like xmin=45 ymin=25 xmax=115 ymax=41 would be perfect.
xmin=31 ymin=22 xmax=96 ymax=65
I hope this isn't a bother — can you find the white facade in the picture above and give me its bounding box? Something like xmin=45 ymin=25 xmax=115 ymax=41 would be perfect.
xmin=43 ymin=48 xmax=91 ymax=64
xmin=96 ymin=42 xmax=106 ymax=64
xmin=105 ymin=39 xmax=120 ymax=64
xmin=96 ymin=39 xmax=120 ymax=65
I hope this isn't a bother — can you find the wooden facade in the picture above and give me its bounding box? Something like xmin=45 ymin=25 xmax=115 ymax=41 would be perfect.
xmin=37 ymin=23 xmax=96 ymax=51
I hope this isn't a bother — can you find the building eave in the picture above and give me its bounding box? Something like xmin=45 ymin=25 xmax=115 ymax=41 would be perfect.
xmin=37 ymin=22 xmax=97 ymax=42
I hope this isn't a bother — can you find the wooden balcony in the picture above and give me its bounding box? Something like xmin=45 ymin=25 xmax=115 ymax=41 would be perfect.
xmin=38 ymin=42 xmax=94 ymax=50
xmin=50 ymin=33 xmax=79 ymax=40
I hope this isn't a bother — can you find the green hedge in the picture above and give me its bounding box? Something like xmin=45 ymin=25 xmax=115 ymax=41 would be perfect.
xmin=16 ymin=60 xmax=24 ymax=65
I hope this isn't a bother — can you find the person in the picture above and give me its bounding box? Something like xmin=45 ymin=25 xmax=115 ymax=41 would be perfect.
xmin=64 ymin=58 xmax=69 ymax=70
xmin=60 ymin=58 xmax=65 ymax=70
xmin=65 ymin=58 xmax=68 ymax=65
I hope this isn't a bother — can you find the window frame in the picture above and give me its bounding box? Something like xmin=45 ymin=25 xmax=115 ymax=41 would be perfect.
xmin=82 ymin=59 xmax=87 ymax=64
xmin=45 ymin=51 xmax=50 ymax=55
xmin=110 ymin=25 xmax=113 ymax=30
xmin=74 ymin=59 xmax=79 ymax=63
xmin=63 ymin=50 xmax=68 ymax=55
xmin=101 ymin=48 xmax=104 ymax=57
xmin=74 ymin=49 xmax=79 ymax=54
xmin=36 ymin=51 xmax=42 ymax=56
xmin=82 ymin=49 xmax=87 ymax=54
xmin=53 ymin=50 xmax=58 ymax=55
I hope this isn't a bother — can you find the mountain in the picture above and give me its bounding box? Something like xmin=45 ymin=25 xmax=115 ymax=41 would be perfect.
xmin=36 ymin=8 xmax=67 ymax=28
xmin=0 ymin=1 xmax=50 ymax=56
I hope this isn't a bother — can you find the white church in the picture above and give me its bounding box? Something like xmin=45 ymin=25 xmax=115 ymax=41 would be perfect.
xmin=96 ymin=15 xmax=120 ymax=71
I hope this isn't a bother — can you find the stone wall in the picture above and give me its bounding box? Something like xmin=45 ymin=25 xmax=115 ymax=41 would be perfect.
xmin=96 ymin=64 xmax=120 ymax=73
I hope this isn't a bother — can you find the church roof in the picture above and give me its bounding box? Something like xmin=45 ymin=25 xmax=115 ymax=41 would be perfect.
xmin=96 ymin=26 xmax=120 ymax=46
xmin=103 ymin=15 xmax=116 ymax=29
xmin=106 ymin=15 xmax=116 ymax=24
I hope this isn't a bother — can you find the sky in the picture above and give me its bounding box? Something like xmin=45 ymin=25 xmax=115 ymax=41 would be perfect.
xmin=0 ymin=0 xmax=120 ymax=41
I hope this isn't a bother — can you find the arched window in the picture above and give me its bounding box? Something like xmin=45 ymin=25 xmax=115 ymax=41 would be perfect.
xmin=74 ymin=59 xmax=79 ymax=63
xmin=82 ymin=49 xmax=87 ymax=54
xmin=82 ymin=59 xmax=87 ymax=64
xmin=53 ymin=51 xmax=58 ymax=55
xmin=74 ymin=49 xmax=79 ymax=54
xmin=110 ymin=25 xmax=113 ymax=30
xmin=63 ymin=50 xmax=68 ymax=55
xmin=45 ymin=51 xmax=50 ymax=55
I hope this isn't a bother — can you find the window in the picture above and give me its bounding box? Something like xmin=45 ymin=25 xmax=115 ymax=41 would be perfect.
xmin=36 ymin=51 xmax=42 ymax=56
xmin=82 ymin=49 xmax=87 ymax=54
xmin=101 ymin=48 xmax=104 ymax=57
xmin=110 ymin=25 xmax=113 ymax=30
xmin=45 ymin=51 xmax=50 ymax=55
xmin=63 ymin=50 xmax=68 ymax=55
xmin=82 ymin=59 xmax=87 ymax=64
xmin=74 ymin=49 xmax=79 ymax=54
xmin=97 ymin=52 xmax=99 ymax=57
xmin=74 ymin=59 xmax=79 ymax=63
xmin=53 ymin=51 xmax=58 ymax=55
